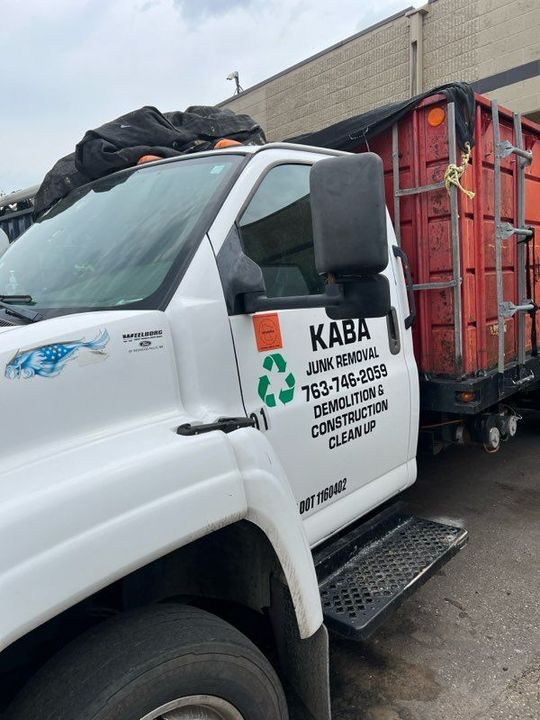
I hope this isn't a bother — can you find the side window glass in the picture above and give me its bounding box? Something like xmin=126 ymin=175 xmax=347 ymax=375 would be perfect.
xmin=238 ymin=164 xmax=324 ymax=298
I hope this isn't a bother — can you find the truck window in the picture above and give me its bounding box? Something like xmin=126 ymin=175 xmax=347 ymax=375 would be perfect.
xmin=238 ymin=164 xmax=324 ymax=298
xmin=0 ymin=155 xmax=242 ymax=317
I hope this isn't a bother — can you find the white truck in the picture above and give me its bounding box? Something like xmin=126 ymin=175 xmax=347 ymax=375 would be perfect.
xmin=0 ymin=144 xmax=467 ymax=720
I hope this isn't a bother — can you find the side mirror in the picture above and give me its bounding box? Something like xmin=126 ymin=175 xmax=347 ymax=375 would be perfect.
xmin=225 ymin=153 xmax=391 ymax=318
xmin=310 ymin=153 xmax=390 ymax=319
xmin=310 ymin=153 xmax=388 ymax=276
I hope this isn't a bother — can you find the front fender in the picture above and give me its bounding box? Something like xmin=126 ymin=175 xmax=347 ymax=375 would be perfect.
xmin=0 ymin=419 xmax=246 ymax=653
xmin=227 ymin=428 xmax=323 ymax=639
xmin=0 ymin=422 xmax=322 ymax=652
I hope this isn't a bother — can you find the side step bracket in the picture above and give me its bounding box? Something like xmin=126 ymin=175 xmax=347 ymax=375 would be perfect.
xmin=314 ymin=504 xmax=468 ymax=641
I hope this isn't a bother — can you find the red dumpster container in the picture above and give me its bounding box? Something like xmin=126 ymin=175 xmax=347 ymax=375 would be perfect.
xmin=354 ymin=94 xmax=540 ymax=392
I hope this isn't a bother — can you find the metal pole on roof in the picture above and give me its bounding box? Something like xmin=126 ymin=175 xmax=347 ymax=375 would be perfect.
xmin=227 ymin=71 xmax=243 ymax=95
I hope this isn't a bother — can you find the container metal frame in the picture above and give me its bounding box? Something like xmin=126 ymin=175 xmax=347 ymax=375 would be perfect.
xmin=392 ymin=98 xmax=536 ymax=384
xmin=492 ymin=99 xmax=534 ymax=377
xmin=392 ymin=101 xmax=463 ymax=371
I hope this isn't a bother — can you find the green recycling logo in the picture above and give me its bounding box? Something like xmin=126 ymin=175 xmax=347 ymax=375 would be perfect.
xmin=258 ymin=353 xmax=296 ymax=408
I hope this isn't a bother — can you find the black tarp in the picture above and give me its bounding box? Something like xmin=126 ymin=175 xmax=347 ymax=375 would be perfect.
xmin=34 ymin=105 xmax=265 ymax=219
xmin=287 ymin=82 xmax=475 ymax=153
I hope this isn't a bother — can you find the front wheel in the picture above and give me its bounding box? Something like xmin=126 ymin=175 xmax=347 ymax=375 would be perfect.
xmin=7 ymin=604 xmax=289 ymax=720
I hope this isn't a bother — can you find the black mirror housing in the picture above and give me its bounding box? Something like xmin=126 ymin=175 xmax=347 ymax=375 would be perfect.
xmin=310 ymin=153 xmax=388 ymax=277
xmin=326 ymin=276 xmax=390 ymax=320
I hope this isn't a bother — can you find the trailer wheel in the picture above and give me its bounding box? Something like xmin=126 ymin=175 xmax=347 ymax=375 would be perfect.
xmin=6 ymin=604 xmax=288 ymax=720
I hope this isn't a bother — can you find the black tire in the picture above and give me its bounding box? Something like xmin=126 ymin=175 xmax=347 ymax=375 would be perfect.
xmin=6 ymin=604 xmax=288 ymax=720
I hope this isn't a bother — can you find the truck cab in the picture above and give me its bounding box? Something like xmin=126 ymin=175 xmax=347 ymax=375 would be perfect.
xmin=0 ymin=144 xmax=466 ymax=720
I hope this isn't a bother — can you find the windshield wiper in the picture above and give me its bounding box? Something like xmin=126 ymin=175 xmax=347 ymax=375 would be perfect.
xmin=0 ymin=295 xmax=42 ymax=323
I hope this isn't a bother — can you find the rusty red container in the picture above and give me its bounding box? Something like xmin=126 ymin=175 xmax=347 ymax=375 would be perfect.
xmin=355 ymin=94 xmax=540 ymax=381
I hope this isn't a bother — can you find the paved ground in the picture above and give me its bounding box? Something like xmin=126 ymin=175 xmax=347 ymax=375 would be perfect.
xmin=328 ymin=411 xmax=540 ymax=719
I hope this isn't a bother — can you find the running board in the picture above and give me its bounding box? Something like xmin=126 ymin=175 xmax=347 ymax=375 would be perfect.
xmin=314 ymin=504 xmax=468 ymax=641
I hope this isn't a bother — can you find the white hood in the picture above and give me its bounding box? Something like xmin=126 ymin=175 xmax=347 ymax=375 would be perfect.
xmin=0 ymin=309 xmax=181 ymax=469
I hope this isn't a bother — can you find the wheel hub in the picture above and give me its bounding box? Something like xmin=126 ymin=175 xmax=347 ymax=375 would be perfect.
xmin=139 ymin=695 xmax=245 ymax=720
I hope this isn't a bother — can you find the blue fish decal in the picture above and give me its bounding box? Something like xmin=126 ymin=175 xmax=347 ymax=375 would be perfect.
xmin=5 ymin=329 xmax=110 ymax=380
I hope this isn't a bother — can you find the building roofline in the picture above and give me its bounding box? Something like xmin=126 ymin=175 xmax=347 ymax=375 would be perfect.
xmin=217 ymin=5 xmax=414 ymax=106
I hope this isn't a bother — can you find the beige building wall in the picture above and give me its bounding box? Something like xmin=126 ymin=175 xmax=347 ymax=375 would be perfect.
xmin=220 ymin=0 xmax=540 ymax=138
xmin=425 ymin=0 xmax=540 ymax=118
xmin=220 ymin=8 xmax=411 ymax=139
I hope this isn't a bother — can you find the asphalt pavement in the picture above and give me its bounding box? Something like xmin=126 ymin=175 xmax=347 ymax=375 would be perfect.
xmin=328 ymin=411 xmax=540 ymax=719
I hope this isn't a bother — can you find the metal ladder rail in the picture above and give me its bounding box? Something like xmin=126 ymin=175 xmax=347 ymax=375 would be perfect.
xmin=391 ymin=102 xmax=463 ymax=368
xmin=492 ymin=100 xmax=534 ymax=376
xmin=514 ymin=112 xmax=532 ymax=368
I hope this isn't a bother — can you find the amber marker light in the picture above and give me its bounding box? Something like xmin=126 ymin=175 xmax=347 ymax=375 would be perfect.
xmin=214 ymin=139 xmax=243 ymax=149
xmin=137 ymin=155 xmax=163 ymax=165
xmin=456 ymin=391 xmax=476 ymax=403
xmin=427 ymin=107 xmax=446 ymax=127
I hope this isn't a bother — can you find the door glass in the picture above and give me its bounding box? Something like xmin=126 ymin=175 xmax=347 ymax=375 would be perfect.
xmin=238 ymin=164 xmax=324 ymax=298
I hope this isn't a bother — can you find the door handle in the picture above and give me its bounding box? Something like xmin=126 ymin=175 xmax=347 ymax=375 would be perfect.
xmin=392 ymin=245 xmax=416 ymax=329
xmin=386 ymin=307 xmax=401 ymax=355
xmin=177 ymin=416 xmax=256 ymax=436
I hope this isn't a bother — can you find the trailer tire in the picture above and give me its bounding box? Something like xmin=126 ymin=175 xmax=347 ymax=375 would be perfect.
xmin=6 ymin=604 xmax=288 ymax=720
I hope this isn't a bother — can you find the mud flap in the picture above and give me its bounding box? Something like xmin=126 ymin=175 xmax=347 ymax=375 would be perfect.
xmin=269 ymin=576 xmax=331 ymax=720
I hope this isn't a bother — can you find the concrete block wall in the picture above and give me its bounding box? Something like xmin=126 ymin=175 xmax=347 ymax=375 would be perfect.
xmin=221 ymin=8 xmax=412 ymax=140
xmin=426 ymin=0 xmax=540 ymax=115
xmin=220 ymin=0 xmax=540 ymax=139
xmin=485 ymin=74 xmax=540 ymax=119
xmin=423 ymin=0 xmax=480 ymax=87
xmin=267 ymin=15 xmax=410 ymax=139
xmin=477 ymin=0 xmax=540 ymax=116
xmin=477 ymin=0 xmax=539 ymax=76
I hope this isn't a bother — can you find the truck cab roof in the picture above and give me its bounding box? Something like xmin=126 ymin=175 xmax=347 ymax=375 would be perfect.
xmin=135 ymin=140 xmax=349 ymax=170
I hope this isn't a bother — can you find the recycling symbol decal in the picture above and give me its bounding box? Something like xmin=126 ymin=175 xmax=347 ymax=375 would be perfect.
xmin=258 ymin=353 xmax=296 ymax=407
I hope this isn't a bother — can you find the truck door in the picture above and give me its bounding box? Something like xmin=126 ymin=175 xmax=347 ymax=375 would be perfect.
xmin=226 ymin=161 xmax=417 ymax=545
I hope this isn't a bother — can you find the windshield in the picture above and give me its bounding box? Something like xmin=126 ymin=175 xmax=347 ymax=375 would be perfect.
xmin=0 ymin=155 xmax=242 ymax=316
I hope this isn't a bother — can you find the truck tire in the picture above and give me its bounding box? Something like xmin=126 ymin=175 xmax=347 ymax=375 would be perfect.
xmin=6 ymin=604 xmax=288 ymax=720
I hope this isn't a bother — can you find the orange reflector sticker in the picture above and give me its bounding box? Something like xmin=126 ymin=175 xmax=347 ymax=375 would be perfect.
xmin=253 ymin=313 xmax=283 ymax=352
xmin=427 ymin=107 xmax=446 ymax=127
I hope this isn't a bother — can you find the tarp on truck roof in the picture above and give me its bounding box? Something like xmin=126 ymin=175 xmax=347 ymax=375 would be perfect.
xmin=34 ymin=105 xmax=266 ymax=219
xmin=287 ymin=82 xmax=475 ymax=154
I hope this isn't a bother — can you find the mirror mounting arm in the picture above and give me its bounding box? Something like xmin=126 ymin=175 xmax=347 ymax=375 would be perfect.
xmin=243 ymin=283 xmax=343 ymax=314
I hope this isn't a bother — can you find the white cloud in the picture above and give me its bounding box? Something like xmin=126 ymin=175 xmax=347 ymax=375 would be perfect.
xmin=173 ymin=0 xmax=263 ymax=22
xmin=0 ymin=0 xmax=411 ymax=192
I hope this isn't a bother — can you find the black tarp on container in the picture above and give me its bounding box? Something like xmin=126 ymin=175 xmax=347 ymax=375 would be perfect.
xmin=287 ymin=82 xmax=475 ymax=153
xmin=34 ymin=105 xmax=265 ymax=219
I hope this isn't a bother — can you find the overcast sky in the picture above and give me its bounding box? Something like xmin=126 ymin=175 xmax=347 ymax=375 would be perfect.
xmin=1 ymin=0 xmax=416 ymax=193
